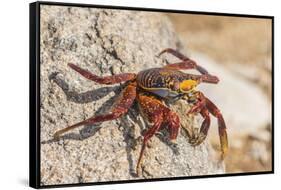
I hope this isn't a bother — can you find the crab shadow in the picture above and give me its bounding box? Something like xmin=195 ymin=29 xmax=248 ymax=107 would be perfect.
xmin=42 ymin=72 xmax=180 ymax=177
xmin=42 ymin=72 xmax=121 ymax=143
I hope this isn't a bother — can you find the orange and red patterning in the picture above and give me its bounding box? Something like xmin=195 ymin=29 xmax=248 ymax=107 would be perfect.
xmin=54 ymin=48 xmax=228 ymax=176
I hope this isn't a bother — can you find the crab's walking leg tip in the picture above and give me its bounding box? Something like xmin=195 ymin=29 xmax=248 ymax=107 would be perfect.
xmin=220 ymin=152 xmax=227 ymax=161
xmin=156 ymin=53 xmax=162 ymax=57
xmin=53 ymin=131 xmax=62 ymax=140
xmin=158 ymin=49 xmax=169 ymax=57
xmin=68 ymin=63 xmax=75 ymax=67
xmin=219 ymin=132 xmax=228 ymax=160
xmin=219 ymin=145 xmax=228 ymax=161
xmin=136 ymin=165 xmax=142 ymax=177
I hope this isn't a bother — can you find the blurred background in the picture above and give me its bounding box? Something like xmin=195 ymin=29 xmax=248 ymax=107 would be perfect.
xmin=167 ymin=13 xmax=272 ymax=173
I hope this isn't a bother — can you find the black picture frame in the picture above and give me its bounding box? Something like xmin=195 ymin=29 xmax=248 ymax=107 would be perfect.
xmin=30 ymin=1 xmax=274 ymax=189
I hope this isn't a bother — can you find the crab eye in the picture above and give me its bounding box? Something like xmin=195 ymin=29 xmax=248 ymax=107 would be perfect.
xmin=180 ymin=80 xmax=198 ymax=92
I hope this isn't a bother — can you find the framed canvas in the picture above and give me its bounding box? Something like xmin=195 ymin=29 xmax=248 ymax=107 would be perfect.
xmin=29 ymin=1 xmax=274 ymax=188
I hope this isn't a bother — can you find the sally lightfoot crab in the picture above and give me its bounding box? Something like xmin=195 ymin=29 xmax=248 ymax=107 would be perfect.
xmin=54 ymin=48 xmax=228 ymax=176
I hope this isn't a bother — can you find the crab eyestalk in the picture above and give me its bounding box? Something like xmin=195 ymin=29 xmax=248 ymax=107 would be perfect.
xmin=201 ymin=74 xmax=219 ymax=84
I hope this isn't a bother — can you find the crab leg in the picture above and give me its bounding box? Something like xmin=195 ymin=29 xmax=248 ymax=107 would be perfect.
xmin=205 ymin=97 xmax=228 ymax=159
xmin=136 ymin=94 xmax=180 ymax=176
xmin=186 ymin=92 xmax=206 ymax=115
xmin=54 ymin=82 xmax=137 ymax=139
xmin=158 ymin=48 xmax=209 ymax=75
xmin=136 ymin=113 xmax=163 ymax=176
xmin=198 ymin=108 xmax=211 ymax=143
xmin=68 ymin=63 xmax=136 ymax=84
xmin=166 ymin=111 xmax=181 ymax=141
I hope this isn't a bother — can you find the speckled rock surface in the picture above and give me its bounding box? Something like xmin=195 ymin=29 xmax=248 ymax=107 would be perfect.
xmin=40 ymin=5 xmax=224 ymax=185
